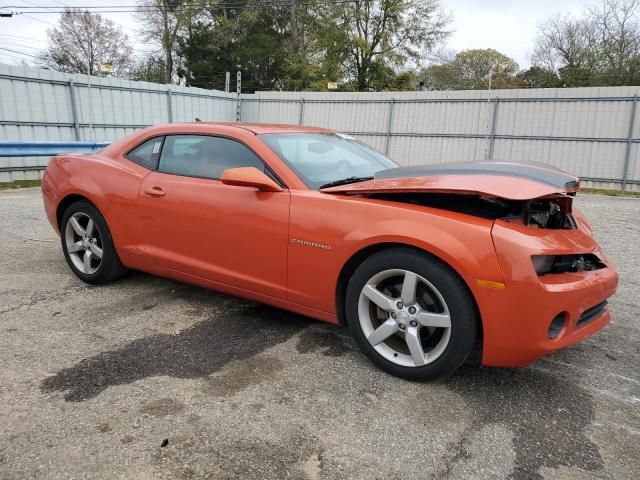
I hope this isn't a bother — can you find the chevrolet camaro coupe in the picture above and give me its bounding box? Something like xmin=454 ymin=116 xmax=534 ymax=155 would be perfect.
xmin=42 ymin=123 xmax=619 ymax=380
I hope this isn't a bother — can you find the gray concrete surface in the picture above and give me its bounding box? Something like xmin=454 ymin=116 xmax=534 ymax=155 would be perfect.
xmin=0 ymin=188 xmax=638 ymax=480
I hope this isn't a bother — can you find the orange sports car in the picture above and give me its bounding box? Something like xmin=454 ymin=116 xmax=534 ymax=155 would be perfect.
xmin=42 ymin=123 xmax=618 ymax=380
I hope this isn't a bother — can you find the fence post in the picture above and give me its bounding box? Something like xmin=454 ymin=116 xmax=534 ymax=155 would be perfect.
xmin=298 ymin=98 xmax=305 ymax=125
xmin=236 ymin=71 xmax=242 ymax=122
xmin=622 ymin=94 xmax=637 ymax=191
xmin=488 ymin=97 xmax=500 ymax=159
xmin=68 ymin=79 xmax=81 ymax=140
xmin=384 ymin=99 xmax=395 ymax=156
xmin=166 ymin=88 xmax=173 ymax=123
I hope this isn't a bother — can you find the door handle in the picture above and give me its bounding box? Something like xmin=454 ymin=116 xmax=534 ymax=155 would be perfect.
xmin=144 ymin=187 xmax=166 ymax=197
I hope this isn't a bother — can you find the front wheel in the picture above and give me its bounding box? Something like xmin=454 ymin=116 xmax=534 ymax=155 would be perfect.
xmin=346 ymin=248 xmax=478 ymax=380
xmin=61 ymin=200 xmax=127 ymax=285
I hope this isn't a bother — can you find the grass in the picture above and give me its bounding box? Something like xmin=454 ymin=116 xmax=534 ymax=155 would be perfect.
xmin=0 ymin=179 xmax=42 ymax=191
xmin=581 ymin=187 xmax=640 ymax=198
xmin=1 ymin=179 xmax=638 ymax=197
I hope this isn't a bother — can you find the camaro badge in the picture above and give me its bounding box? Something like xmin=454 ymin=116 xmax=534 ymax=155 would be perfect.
xmin=291 ymin=238 xmax=332 ymax=250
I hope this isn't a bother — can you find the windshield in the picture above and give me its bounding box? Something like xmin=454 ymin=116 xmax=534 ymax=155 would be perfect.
xmin=259 ymin=133 xmax=397 ymax=189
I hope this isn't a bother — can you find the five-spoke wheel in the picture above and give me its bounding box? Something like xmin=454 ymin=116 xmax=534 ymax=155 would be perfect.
xmin=65 ymin=212 xmax=104 ymax=274
xmin=346 ymin=248 xmax=478 ymax=380
xmin=61 ymin=200 xmax=127 ymax=284
xmin=359 ymin=269 xmax=452 ymax=367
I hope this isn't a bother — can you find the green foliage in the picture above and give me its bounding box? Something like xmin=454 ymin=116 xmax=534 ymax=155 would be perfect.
xmin=176 ymin=0 xmax=450 ymax=92
xmin=0 ymin=180 xmax=41 ymax=191
xmin=312 ymin=0 xmax=450 ymax=91
xmin=421 ymin=49 xmax=522 ymax=90
xmin=131 ymin=57 xmax=168 ymax=84
xmin=516 ymin=66 xmax=561 ymax=89
xmin=178 ymin=5 xmax=293 ymax=92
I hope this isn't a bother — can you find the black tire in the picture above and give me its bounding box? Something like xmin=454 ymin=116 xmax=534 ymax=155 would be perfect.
xmin=345 ymin=247 xmax=478 ymax=380
xmin=60 ymin=200 xmax=127 ymax=285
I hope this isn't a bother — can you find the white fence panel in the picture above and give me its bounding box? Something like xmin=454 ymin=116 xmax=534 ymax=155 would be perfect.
xmin=2 ymin=63 xmax=640 ymax=190
xmin=248 ymin=87 xmax=640 ymax=191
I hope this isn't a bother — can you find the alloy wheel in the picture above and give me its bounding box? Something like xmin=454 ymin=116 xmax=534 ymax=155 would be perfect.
xmin=357 ymin=269 xmax=452 ymax=367
xmin=64 ymin=212 xmax=104 ymax=275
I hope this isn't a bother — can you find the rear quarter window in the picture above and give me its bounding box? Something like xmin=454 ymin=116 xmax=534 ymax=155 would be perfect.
xmin=125 ymin=137 xmax=164 ymax=169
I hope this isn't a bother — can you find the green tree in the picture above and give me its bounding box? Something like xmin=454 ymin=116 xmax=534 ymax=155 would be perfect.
xmin=420 ymin=49 xmax=521 ymax=90
xmin=175 ymin=0 xmax=448 ymax=92
xmin=130 ymin=57 xmax=168 ymax=83
xmin=178 ymin=5 xmax=292 ymax=92
xmin=516 ymin=66 xmax=561 ymax=88
xmin=313 ymin=0 xmax=451 ymax=91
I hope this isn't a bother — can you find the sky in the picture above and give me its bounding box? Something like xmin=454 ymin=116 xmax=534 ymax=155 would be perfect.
xmin=0 ymin=0 xmax=592 ymax=69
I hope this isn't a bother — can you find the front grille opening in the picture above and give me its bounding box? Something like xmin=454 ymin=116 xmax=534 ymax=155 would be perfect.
xmin=548 ymin=313 xmax=568 ymax=339
xmin=577 ymin=301 xmax=608 ymax=328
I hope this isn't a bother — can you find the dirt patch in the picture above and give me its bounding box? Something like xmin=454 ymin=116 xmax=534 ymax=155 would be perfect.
xmin=206 ymin=355 xmax=285 ymax=397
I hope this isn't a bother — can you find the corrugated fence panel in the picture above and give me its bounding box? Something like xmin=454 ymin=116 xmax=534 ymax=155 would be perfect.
xmin=249 ymin=87 xmax=640 ymax=189
xmin=0 ymin=63 xmax=236 ymax=180
xmin=349 ymin=134 xmax=386 ymax=153
xmin=2 ymin=64 xmax=639 ymax=189
xmin=305 ymin=101 xmax=389 ymax=133
xmin=249 ymin=100 xmax=299 ymax=124
xmin=626 ymin=143 xmax=640 ymax=185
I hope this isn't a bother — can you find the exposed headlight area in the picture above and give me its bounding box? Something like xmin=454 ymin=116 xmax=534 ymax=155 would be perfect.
xmin=525 ymin=196 xmax=576 ymax=229
xmin=532 ymin=254 xmax=606 ymax=276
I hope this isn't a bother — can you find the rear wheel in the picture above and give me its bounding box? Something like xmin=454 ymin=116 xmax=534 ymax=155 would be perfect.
xmin=61 ymin=200 xmax=127 ymax=284
xmin=346 ymin=248 xmax=478 ymax=380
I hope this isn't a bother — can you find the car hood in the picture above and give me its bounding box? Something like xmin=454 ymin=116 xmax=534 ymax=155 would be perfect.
xmin=320 ymin=161 xmax=580 ymax=200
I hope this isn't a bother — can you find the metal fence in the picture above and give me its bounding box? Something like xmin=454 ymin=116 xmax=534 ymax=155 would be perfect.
xmin=0 ymin=63 xmax=236 ymax=181
xmin=242 ymin=89 xmax=640 ymax=191
xmin=2 ymin=63 xmax=640 ymax=190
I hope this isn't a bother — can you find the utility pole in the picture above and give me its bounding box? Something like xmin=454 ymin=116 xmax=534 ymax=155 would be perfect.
xmin=290 ymin=0 xmax=299 ymax=53
xmin=225 ymin=72 xmax=230 ymax=93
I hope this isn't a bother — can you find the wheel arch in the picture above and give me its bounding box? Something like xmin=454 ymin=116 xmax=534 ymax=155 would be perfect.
xmin=56 ymin=193 xmax=98 ymax=230
xmin=335 ymin=242 xmax=484 ymax=349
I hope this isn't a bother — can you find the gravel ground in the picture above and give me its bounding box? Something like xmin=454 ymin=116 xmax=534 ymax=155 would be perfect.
xmin=0 ymin=188 xmax=638 ymax=480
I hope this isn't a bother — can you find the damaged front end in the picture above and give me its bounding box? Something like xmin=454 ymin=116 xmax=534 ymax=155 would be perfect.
xmin=364 ymin=191 xmax=578 ymax=230
xmin=322 ymin=160 xmax=618 ymax=366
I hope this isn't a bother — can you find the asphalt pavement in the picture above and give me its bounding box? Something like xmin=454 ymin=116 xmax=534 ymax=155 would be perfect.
xmin=0 ymin=187 xmax=638 ymax=479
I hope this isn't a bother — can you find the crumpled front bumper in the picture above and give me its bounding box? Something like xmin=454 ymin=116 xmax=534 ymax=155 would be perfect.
xmin=473 ymin=219 xmax=618 ymax=367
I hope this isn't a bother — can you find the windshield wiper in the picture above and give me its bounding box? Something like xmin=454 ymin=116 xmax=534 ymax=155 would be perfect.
xmin=319 ymin=176 xmax=374 ymax=189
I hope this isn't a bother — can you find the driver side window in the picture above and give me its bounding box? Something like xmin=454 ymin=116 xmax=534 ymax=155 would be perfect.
xmin=158 ymin=135 xmax=265 ymax=180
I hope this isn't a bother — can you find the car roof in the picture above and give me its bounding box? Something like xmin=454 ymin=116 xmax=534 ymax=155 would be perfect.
xmin=178 ymin=122 xmax=334 ymax=135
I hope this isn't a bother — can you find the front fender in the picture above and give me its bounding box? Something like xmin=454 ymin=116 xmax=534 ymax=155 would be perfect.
xmin=287 ymin=191 xmax=504 ymax=315
xmin=341 ymin=219 xmax=502 ymax=283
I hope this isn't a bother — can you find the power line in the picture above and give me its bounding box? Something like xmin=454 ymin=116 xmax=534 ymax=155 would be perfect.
xmin=1 ymin=0 xmax=358 ymax=14
xmin=0 ymin=39 xmax=42 ymax=50
xmin=0 ymin=45 xmax=40 ymax=58
xmin=0 ymin=32 xmax=48 ymax=42
xmin=1 ymin=1 xmax=355 ymax=8
xmin=21 ymin=13 xmax=57 ymax=25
